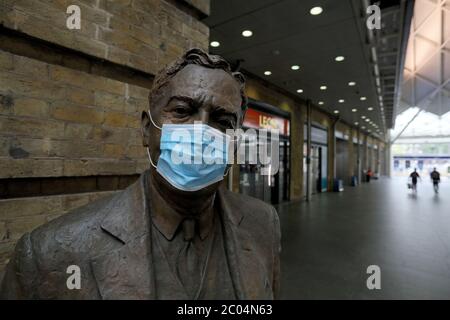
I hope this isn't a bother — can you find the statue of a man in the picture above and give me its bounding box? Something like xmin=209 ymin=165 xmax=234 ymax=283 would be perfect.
xmin=0 ymin=48 xmax=281 ymax=299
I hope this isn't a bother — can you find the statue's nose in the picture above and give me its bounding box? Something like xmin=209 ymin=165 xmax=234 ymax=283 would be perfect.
xmin=198 ymin=109 xmax=210 ymax=125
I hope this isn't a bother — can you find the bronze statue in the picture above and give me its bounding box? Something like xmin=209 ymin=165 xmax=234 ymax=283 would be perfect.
xmin=0 ymin=48 xmax=281 ymax=299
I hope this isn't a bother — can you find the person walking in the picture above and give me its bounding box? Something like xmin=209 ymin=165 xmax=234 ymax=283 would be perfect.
xmin=366 ymin=168 xmax=373 ymax=183
xmin=409 ymin=168 xmax=420 ymax=192
xmin=430 ymin=167 xmax=441 ymax=194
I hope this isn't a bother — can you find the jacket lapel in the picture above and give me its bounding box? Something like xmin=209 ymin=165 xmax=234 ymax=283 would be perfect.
xmin=90 ymin=174 xmax=155 ymax=299
xmin=217 ymin=187 xmax=273 ymax=300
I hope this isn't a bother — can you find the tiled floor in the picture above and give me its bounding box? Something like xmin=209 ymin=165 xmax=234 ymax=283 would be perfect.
xmin=276 ymin=177 xmax=450 ymax=299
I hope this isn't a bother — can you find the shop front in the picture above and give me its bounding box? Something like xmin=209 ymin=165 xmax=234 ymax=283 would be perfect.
xmin=303 ymin=124 xmax=329 ymax=194
xmin=239 ymin=100 xmax=290 ymax=205
xmin=335 ymin=131 xmax=350 ymax=185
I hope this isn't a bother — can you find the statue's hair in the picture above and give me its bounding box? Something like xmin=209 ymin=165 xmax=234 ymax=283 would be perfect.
xmin=149 ymin=48 xmax=247 ymax=110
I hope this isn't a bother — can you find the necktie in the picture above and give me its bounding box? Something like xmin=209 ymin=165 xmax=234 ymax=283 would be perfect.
xmin=176 ymin=218 xmax=201 ymax=298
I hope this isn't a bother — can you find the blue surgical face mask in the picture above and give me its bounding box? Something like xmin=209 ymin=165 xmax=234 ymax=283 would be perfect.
xmin=145 ymin=110 xmax=232 ymax=192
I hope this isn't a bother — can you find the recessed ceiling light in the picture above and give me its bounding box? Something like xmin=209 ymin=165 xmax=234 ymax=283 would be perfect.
xmin=296 ymin=89 xmax=303 ymax=93
xmin=338 ymin=99 xmax=344 ymax=103
xmin=335 ymin=56 xmax=345 ymax=62
xmin=333 ymin=110 xmax=339 ymax=114
xmin=365 ymin=118 xmax=370 ymax=122
xmin=348 ymin=81 xmax=356 ymax=86
xmin=362 ymin=126 xmax=366 ymax=129
xmin=368 ymin=107 xmax=373 ymax=111
xmin=264 ymin=71 xmax=272 ymax=76
xmin=354 ymin=122 xmax=359 ymax=125
xmin=318 ymin=101 xmax=324 ymax=105
xmin=320 ymin=85 xmax=327 ymax=90
xmin=360 ymin=96 xmax=367 ymax=101
xmin=352 ymin=108 xmax=357 ymax=112
xmin=361 ymin=115 xmax=366 ymax=119
xmin=291 ymin=65 xmax=300 ymax=70
xmin=310 ymin=6 xmax=323 ymax=15
xmin=242 ymin=30 xmax=253 ymax=37
xmin=210 ymin=41 xmax=220 ymax=47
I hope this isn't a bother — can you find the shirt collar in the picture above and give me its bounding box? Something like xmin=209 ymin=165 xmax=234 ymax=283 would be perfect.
xmin=147 ymin=173 xmax=215 ymax=241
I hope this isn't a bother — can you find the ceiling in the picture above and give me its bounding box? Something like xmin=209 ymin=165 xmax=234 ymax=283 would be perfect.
xmin=203 ymin=0 xmax=413 ymax=138
xmin=399 ymin=0 xmax=450 ymax=117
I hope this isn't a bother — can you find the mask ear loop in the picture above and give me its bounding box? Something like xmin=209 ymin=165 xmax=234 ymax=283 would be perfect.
xmin=144 ymin=109 xmax=161 ymax=169
xmin=146 ymin=148 xmax=157 ymax=169
xmin=148 ymin=109 xmax=162 ymax=130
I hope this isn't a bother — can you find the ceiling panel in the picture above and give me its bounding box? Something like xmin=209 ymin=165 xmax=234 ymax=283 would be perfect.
xmin=203 ymin=0 xmax=397 ymax=137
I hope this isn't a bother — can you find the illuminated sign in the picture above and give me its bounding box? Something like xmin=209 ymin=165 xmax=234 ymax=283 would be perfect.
xmin=243 ymin=108 xmax=290 ymax=136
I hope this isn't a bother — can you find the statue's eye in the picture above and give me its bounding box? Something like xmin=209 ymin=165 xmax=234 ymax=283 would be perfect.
xmin=174 ymin=106 xmax=190 ymax=117
xmin=218 ymin=118 xmax=232 ymax=128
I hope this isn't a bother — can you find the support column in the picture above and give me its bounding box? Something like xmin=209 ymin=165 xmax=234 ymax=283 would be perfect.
xmin=348 ymin=128 xmax=354 ymax=184
xmin=377 ymin=142 xmax=381 ymax=176
xmin=363 ymin=134 xmax=368 ymax=179
xmin=329 ymin=118 xmax=338 ymax=191
xmin=386 ymin=142 xmax=392 ymax=178
xmin=306 ymin=100 xmax=312 ymax=201
xmin=331 ymin=120 xmax=338 ymax=179
xmin=357 ymin=128 xmax=361 ymax=185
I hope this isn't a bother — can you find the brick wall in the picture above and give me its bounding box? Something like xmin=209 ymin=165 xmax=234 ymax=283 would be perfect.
xmin=0 ymin=0 xmax=209 ymax=74
xmin=0 ymin=0 xmax=210 ymax=274
xmin=0 ymin=51 xmax=150 ymax=179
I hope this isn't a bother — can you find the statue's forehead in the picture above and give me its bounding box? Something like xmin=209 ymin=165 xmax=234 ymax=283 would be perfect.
xmin=167 ymin=64 xmax=241 ymax=105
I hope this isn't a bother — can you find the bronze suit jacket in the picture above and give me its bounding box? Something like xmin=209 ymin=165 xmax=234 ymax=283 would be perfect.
xmin=0 ymin=173 xmax=281 ymax=300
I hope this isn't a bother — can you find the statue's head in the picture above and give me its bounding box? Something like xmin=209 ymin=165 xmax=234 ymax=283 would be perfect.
xmin=141 ymin=48 xmax=247 ymax=195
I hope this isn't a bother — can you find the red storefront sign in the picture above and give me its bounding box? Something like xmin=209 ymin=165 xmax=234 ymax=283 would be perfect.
xmin=243 ymin=108 xmax=290 ymax=136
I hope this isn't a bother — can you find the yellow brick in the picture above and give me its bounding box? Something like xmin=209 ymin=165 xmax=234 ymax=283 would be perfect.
xmin=14 ymin=98 xmax=49 ymax=118
xmin=64 ymin=123 xmax=93 ymax=140
xmin=95 ymin=91 xmax=125 ymax=111
xmin=98 ymin=28 xmax=143 ymax=54
xmin=0 ymin=51 xmax=14 ymax=70
xmin=13 ymin=55 xmax=48 ymax=79
xmin=0 ymin=196 xmax=62 ymax=220
xmin=0 ymin=116 xmax=64 ymax=139
xmin=49 ymin=64 xmax=91 ymax=88
xmin=0 ymin=241 xmax=15 ymax=267
xmin=5 ymin=215 xmax=49 ymax=241
xmin=1 ymin=72 xmax=66 ymax=101
xmin=93 ymin=78 xmax=126 ymax=96
xmin=0 ymin=221 xmax=6 ymax=242
xmin=66 ymin=87 xmax=95 ymax=106
xmin=0 ymin=158 xmax=64 ymax=178
xmin=103 ymin=143 xmax=125 ymax=158
xmin=106 ymin=46 xmax=131 ymax=67
xmin=51 ymin=103 xmax=104 ymax=124
xmin=63 ymin=159 xmax=137 ymax=176
xmin=127 ymin=145 xmax=145 ymax=158
xmin=71 ymin=34 xmax=107 ymax=60
xmin=104 ymin=111 xmax=131 ymax=127
xmin=128 ymin=85 xmax=150 ymax=100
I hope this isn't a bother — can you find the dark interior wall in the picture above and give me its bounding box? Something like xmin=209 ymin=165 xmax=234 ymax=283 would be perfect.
xmin=336 ymin=138 xmax=349 ymax=185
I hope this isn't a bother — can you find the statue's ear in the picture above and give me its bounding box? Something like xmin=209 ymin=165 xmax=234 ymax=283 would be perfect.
xmin=141 ymin=111 xmax=151 ymax=147
xmin=238 ymin=107 xmax=247 ymax=128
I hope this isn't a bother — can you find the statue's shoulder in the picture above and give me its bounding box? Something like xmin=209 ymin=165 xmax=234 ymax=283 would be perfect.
xmin=28 ymin=190 xmax=120 ymax=256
